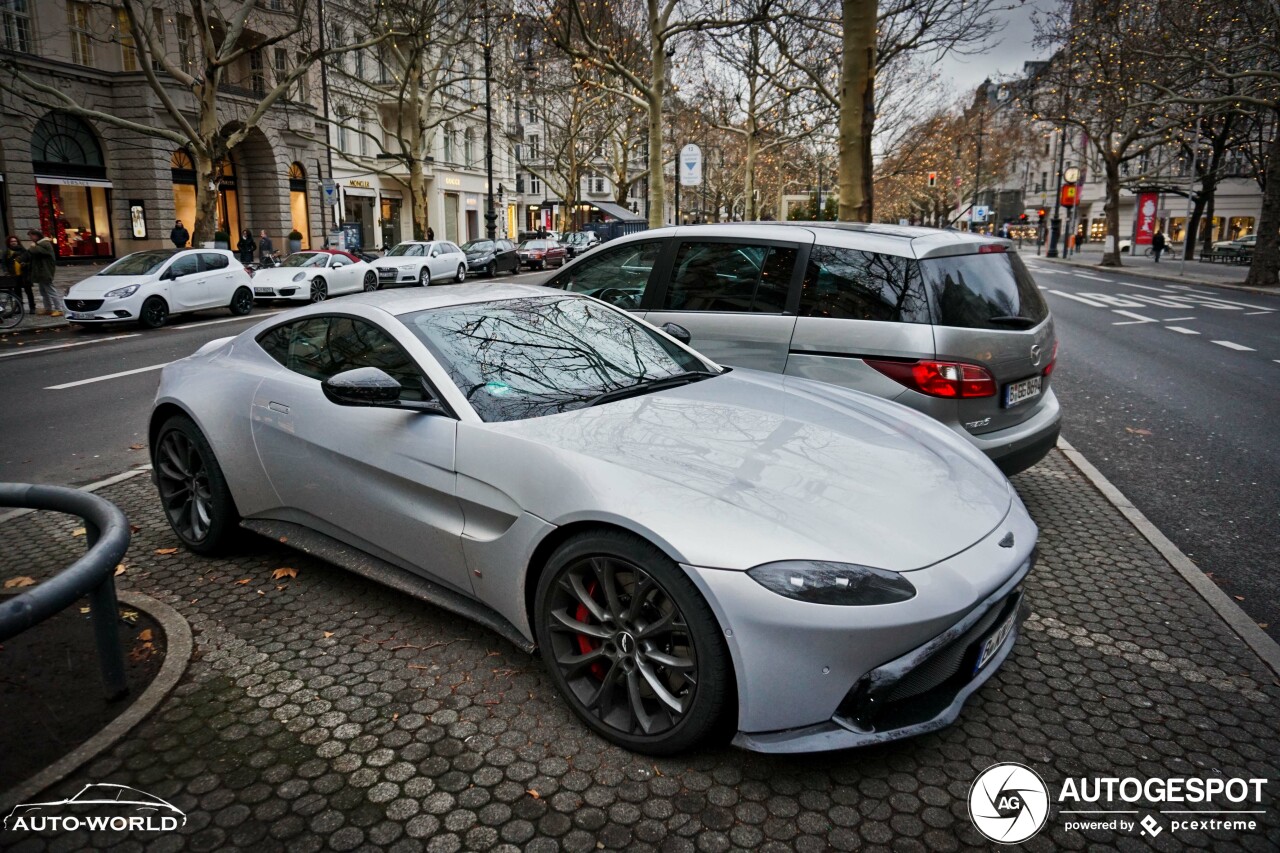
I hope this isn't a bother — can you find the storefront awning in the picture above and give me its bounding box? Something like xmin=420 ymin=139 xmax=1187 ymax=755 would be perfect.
xmin=589 ymin=200 xmax=644 ymax=222
xmin=34 ymin=174 xmax=113 ymax=188
xmin=342 ymin=186 xmax=377 ymax=198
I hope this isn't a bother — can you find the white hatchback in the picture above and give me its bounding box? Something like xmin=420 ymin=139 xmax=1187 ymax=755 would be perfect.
xmin=369 ymin=241 xmax=469 ymax=288
xmin=65 ymin=248 xmax=254 ymax=329
xmin=251 ymin=250 xmax=377 ymax=303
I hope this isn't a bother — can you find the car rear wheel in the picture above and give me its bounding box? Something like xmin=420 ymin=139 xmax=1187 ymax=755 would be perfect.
xmin=139 ymin=296 xmax=169 ymax=329
xmin=310 ymin=277 xmax=328 ymax=303
xmin=419 ymin=267 xmax=431 ymax=287
xmin=229 ymin=286 xmax=253 ymax=316
xmin=153 ymin=415 xmax=240 ymax=555
xmin=456 ymin=264 xmax=466 ymax=283
xmin=534 ymin=530 xmax=731 ymax=754
xmin=363 ymin=271 xmax=379 ymax=292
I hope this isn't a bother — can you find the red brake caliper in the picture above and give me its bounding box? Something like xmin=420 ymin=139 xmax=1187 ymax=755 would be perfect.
xmin=574 ymin=581 xmax=609 ymax=680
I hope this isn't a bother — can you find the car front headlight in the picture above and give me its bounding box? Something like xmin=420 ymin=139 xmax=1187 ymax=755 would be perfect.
xmin=746 ymin=560 xmax=916 ymax=606
xmin=292 ymin=272 xmax=306 ymax=282
xmin=104 ymin=284 xmax=140 ymax=299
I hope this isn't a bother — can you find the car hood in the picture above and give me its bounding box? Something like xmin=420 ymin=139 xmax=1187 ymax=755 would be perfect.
xmin=68 ymin=274 xmax=153 ymax=297
xmin=371 ymin=256 xmax=416 ymax=267
xmin=253 ymin=266 xmax=315 ymax=283
xmin=469 ymin=370 xmax=1013 ymax=572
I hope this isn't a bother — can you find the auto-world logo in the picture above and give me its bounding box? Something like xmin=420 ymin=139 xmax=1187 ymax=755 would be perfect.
xmin=3 ymin=784 xmax=185 ymax=833
xmin=969 ymin=763 xmax=1051 ymax=843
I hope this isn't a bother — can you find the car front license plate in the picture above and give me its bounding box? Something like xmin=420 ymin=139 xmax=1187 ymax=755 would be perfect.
xmin=974 ymin=612 xmax=1017 ymax=674
xmin=254 ymin=287 xmax=274 ymax=295
xmin=69 ymin=312 xmax=93 ymax=320
xmin=1003 ymin=375 xmax=1042 ymax=407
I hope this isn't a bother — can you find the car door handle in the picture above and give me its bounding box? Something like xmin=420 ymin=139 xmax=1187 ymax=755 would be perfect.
xmin=268 ymin=401 xmax=290 ymax=414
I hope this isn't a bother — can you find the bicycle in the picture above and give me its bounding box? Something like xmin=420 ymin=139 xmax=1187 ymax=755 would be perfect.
xmin=0 ymin=279 xmax=26 ymax=330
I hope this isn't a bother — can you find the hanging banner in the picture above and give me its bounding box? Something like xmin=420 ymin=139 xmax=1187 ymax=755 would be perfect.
xmin=1134 ymin=193 xmax=1159 ymax=245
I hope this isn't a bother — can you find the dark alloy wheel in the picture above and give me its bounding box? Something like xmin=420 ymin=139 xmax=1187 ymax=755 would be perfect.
xmin=229 ymin=286 xmax=253 ymax=316
xmin=310 ymin=277 xmax=328 ymax=303
xmin=363 ymin=271 xmax=379 ymax=292
xmin=139 ymin=296 xmax=169 ymax=329
xmin=535 ymin=531 xmax=730 ymax=754
xmin=153 ymin=416 xmax=239 ymax=555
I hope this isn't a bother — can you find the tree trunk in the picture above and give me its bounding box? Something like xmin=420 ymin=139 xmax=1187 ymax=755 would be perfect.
xmin=1101 ymin=156 xmax=1122 ymax=266
xmin=744 ymin=126 xmax=758 ymax=222
xmin=1184 ymin=194 xmax=1206 ymax=261
xmin=1244 ymin=121 xmax=1280 ymax=289
xmin=837 ymin=0 xmax=876 ymax=222
xmin=191 ymin=149 xmax=220 ymax=246
xmin=645 ymin=16 xmax=667 ymax=230
xmin=410 ymin=159 xmax=428 ymax=241
xmin=1202 ymin=193 xmax=1217 ymax=258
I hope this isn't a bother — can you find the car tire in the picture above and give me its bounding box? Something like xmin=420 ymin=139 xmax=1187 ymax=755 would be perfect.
xmin=486 ymin=262 xmax=497 ymax=279
xmin=229 ymin=286 xmax=254 ymax=316
xmin=139 ymin=296 xmax=169 ymax=329
xmin=456 ymin=264 xmax=466 ymax=283
xmin=153 ymin=415 xmax=240 ymax=556
xmin=363 ymin=271 xmax=379 ymax=292
xmin=419 ymin=267 xmax=431 ymax=287
xmin=310 ymin=277 xmax=328 ymax=303
xmin=533 ymin=529 xmax=731 ymax=755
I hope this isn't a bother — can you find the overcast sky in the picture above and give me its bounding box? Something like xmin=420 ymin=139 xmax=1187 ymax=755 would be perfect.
xmin=934 ymin=0 xmax=1053 ymax=97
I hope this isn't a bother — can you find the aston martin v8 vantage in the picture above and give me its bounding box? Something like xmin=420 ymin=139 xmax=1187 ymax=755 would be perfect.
xmin=149 ymin=284 xmax=1036 ymax=754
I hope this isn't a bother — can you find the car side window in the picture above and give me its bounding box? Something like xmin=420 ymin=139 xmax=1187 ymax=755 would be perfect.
xmin=663 ymin=242 xmax=796 ymax=313
xmin=167 ymin=254 xmax=200 ymax=279
xmin=798 ymin=246 xmax=931 ymax=324
xmin=199 ymin=253 xmax=229 ymax=272
xmin=406 ymin=245 xmax=424 ymax=257
xmin=257 ymin=317 xmax=430 ymax=401
xmin=558 ymin=240 xmax=663 ymax=307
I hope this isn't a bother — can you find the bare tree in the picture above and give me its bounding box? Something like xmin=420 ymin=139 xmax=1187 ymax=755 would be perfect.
xmin=0 ymin=0 xmax=386 ymax=243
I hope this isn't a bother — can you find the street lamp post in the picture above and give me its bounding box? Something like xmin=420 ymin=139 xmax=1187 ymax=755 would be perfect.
xmin=1047 ymin=126 xmax=1066 ymax=257
xmin=482 ymin=4 xmax=497 ymax=240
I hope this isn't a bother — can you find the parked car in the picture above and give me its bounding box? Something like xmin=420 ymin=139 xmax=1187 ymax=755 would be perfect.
xmin=562 ymin=231 xmax=602 ymax=258
xmin=64 ymin=248 xmax=253 ymax=329
xmin=461 ymin=239 xmax=520 ymax=277
xmin=370 ymin=241 xmax=469 ymax=288
xmin=251 ymin=249 xmax=377 ymax=303
xmin=1212 ymin=234 xmax=1256 ymax=255
xmin=546 ymin=222 xmax=1060 ymax=474
xmin=516 ymin=239 xmax=568 ymax=269
xmin=149 ymin=284 xmax=1036 ymax=755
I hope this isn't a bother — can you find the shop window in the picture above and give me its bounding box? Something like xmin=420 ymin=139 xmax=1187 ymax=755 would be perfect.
xmin=67 ymin=2 xmax=94 ymax=66
xmin=289 ymin=162 xmax=310 ymax=249
xmin=2 ymin=0 xmax=32 ymax=53
xmin=1228 ymin=217 xmax=1254 ymax=240
xmin=176 ymin=15 xmax=192 ymax=71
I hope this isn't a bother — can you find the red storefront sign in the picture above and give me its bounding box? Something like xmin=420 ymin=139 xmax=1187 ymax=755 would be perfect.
xmin=1134 ymin=193 xmax=1159 ymax=245
xmin=1059 ymin=184 xmax=1078 ymax=207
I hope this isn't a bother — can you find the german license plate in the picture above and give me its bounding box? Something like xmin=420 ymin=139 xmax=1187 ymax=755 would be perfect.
xmin=254 ymin=287 xmax=274 ymax=295
xmin=69 ymin=312 xmax=93 ymax=320
xmin=1003 ymin=375 xmax=1042 ymax=407
xmin=974 ymin=612 xmax=1017 ymax=674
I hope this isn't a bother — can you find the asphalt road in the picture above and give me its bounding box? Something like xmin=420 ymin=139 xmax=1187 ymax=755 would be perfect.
xmin=1021 ymin=255 xmax=1280 ymax=640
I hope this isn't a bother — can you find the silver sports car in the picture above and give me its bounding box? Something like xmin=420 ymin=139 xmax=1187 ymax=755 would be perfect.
xmin=149 ymin=284 xmax=1036 ymax=754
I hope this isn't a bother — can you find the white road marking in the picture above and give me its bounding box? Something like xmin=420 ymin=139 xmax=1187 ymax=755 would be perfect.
xmin=45 ymin=362 xmax=171 ymax=390
xmin=1049 ymin=290 xmax=1110 ymax=307
xmin=0 ymin=333 xmax=141 ymax=359
xmin=1028 ymin=267 xmax=1062 ymax=274
xmin=1246 ymin=310 xmax=1272 ymax=315
xmin=1163 ymin=316 xmax=1196 ymax=322
xmin=1166 ymin=327 xmax=1200 ymax=335
xmin=1073 ymin=272 xmax=1115 ymax=282
xmin=1115 ymin=282 xmax=1174 ymax=292
xmin=1211 ymin=340 xmax=1255 ymax=352
xmin=165 ymin=311 xmax=282 ymax=330
xmin=1112 ymin=310 xmax=1158 ymax=325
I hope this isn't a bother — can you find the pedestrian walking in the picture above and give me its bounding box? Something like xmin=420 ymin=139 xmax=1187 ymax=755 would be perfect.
xmin=170 ymin=220 xmax=189 ymax=248
xmin=258 ymin=230 xmax=274 ymax=258
xmin=238 ymin=229 xmax=255 ymax=264
xmin=426 ymin=227 xmax=435 ymax=241
xmin=3 ymin=235 xmax=36 ymax=313
xmin=25 ymin=230 xmax=62 ymax=316
xmin=1152 ymin=230 xmax=1166 ymax=263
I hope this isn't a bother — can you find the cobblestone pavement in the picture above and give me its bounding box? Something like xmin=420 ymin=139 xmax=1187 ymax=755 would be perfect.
xmin=2 ymin=450 xmax=1278 ymax=852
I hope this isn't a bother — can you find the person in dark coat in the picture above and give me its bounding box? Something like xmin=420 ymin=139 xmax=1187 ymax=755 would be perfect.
xmin=3 ymin=235 xmax=35 ymax=313
xmin=238 ymin=229 xmax=255 ymax=263
xmin=170 ymin=220 xmax=189 ymax=248
xmin=25 ymin=230 xmax=62 ymax=315
xmin=1151 ymin=230 xmax=1166 ymax=263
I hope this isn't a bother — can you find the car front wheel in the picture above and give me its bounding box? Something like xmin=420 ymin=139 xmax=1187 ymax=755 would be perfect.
xmin=419 ymin=267 xmax=431 ymax=287
xmin=534 ymin=530 xmax=731 ymax=755
xmin=139 ymin=296 xmax=169 ymax=329
xmin=363 ymin=271 xmax=379 ymax=292
xmin=310 ymin=277 xmax=328 ymax=302
xmin=153 ymin=415 xmax=240 ymax=555
xmin=456 ymin=264 xmax=466 ymax=283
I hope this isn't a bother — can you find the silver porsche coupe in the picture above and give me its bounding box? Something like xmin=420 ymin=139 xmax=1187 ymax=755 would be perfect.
xmin=149 ymin=284 xmax=1036 ymax=754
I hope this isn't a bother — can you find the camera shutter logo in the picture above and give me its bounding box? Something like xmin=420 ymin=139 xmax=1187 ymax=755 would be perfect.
xmin=969 ymin=763 xmax=1051 ymax=843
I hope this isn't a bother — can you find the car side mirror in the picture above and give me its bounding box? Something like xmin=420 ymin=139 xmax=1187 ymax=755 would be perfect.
xmin=322 ymin=367 xmax=445 ymax=414
xmin=161 ymin=268 xmax=178 ymax=281
xmin=660 ymin=323 xmax=692 ymax=345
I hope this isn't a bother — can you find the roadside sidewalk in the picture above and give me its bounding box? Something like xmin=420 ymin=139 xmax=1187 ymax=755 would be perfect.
xmin=1021 ymin=245 xmax=1277 ymax=295
xmin=2 ymin=448 xmax=1278 ymax=851
xmin=4 ymin=263 xmax=110 ymax=333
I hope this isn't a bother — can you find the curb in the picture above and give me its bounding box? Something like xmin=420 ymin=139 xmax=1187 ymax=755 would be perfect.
xmin=0 ymin=466 xmax=152 ymax=525
xmin=0 ymin=589 xmax=193 ymax=812
xmin=1056 ymin=437 xmax=1280 ymax=679
xmin=1032 ymin=255 xmax=1277 ymax=296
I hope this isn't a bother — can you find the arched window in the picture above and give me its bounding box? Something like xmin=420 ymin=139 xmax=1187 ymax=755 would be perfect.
xmin=31 ymin=111 xmax=105 ymax=179
xmin=288 ymin=161 xmax=306 ymax=191
xmin=171 ymin=149 xmax=195 ymax=185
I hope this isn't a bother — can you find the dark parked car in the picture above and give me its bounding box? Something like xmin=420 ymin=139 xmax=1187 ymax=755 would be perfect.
xmin=461 ymin=239 xmax=520 ymax=277
xmin=561 ymin=231 xmax=602 ymax=258
xmin=516 ymin=239 xmax=567 ymax=270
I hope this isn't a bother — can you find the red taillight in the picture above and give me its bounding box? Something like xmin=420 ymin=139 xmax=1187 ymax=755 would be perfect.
xmin=1042 ymin=340 xmax=1059 ymax=377
xmin=978 ymin=243 xmax=1008 ymax=253
xmin=864 ymin=358 xmax=997 ymax=399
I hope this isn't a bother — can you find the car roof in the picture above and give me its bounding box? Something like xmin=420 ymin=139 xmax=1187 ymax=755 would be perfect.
xmin=311 ymin=249 xmax=360 ymax=261
xmin=606 ymin=222 xmax=1009 ymax=259
xmin=336 ymin=283 xmax=559 ymax=316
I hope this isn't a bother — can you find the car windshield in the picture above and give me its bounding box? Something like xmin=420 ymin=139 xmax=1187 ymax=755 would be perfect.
xmin=100 ymin=250 xmax=176 ymax=276
xmin=403 ymin=295 xmax=709 ymax=422
xmin=519 ymin=241 xmax=548 ymax=250
xmin=384 ymin=244 xmax=418 ymax=257
xmin=461 ymin=241 xmax=495 ymax=253
xmin=280 ymin=252 xmax=328 ymax=268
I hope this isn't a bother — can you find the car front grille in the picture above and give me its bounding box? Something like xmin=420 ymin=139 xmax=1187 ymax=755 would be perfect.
xmin=377 ymin=268 xmax=397 ymax=277
xmin=65 ymin=299 xmax=103 ymax=311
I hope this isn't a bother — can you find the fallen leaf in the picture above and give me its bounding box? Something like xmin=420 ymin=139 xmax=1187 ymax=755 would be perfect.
xmin=392 ymin=712 xmax=400 ymax=721
xmin=1124 ymin=427 xmax=1153 ymax=436
xmin=323 ymin=631 xmax=334 ymax=638
xmin=79 ymin=606 xmax=90 ymax=614
xmin=155 ymin=547 xmax=179 ymax=555
xmin=257 ymin=589 xmax=266 ymax=596
xmin=130 ymin=524 xmax=141 ymax=534
xmin=275 ymin=585 xmax=286 ymax=591
xmin=272 ymin=567 xmax=297 ymax=580
xmin=1234 ymin=595 xmax=1245 ymax=601
xmin=120 ymin=610 xmax=138 ymax=622
xmin=114 ymin=563 xmax=127 ymax=576
xmin=128 ymin=443 xmax=144 ymax=451
xmin=526 ymin=789 xmax=540 ymax=799
xmin=72 ymin=527 xmax=86 ymax=537
xmin=138 ymin=629 xmax=153 ymax=641
xmin=235 ymin=578 xmax=251 ymax=585
xmin=4 ymin=576 xmax=36 ymax=589
xmin=653 ymin=765 xmax=663 ymax=777
xmin=278 ymin=536 xmax=288 ymax=543
xmin=1259 ymin=623 xmax=1269 ymax=629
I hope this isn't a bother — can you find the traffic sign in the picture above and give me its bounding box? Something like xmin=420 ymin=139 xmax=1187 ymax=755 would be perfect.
xmin=321 ymin=179 xmax=339 ymax=206
xmin=680 ymin=144 xmax=702 ymax=187
xmin=974 ymin=206 xmax=988 ymax=220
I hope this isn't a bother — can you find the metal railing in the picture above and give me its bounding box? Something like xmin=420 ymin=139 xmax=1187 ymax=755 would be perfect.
xmin=0 ymin=483 xmax=132 ymax=700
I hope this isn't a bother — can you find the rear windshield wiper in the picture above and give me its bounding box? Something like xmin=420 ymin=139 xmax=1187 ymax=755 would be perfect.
xmin=586 ymin=370 xmax=718 ymax=407
xmin=988 ymin=315 xmax=1039 ymax=328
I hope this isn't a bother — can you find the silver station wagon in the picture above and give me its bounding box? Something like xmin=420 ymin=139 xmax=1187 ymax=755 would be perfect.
xmin=546 ymin=223 xmax=1060 ymax=474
